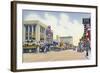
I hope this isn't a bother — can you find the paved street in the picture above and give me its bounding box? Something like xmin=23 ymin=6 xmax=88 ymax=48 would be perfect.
xmin=22 ymin=50 xmax=87 ymax=62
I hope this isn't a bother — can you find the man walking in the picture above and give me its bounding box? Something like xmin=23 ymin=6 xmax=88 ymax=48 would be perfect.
xmin=84 ymin=39 xmax=91 ymax=58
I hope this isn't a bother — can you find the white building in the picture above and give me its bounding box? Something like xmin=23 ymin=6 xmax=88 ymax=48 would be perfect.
xmin=59 ymin=36 xmax=73 ymax=44
xmin=22 ymin=20 xmax=47 ymax=45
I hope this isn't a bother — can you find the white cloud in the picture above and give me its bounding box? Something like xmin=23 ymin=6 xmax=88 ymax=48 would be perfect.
xmin=24 ymin=12 xmax=40 ymax=21
xmin=44 ymin=13 xmax=84 ymax=46
xmin=44 ymin=12 xmax=57 ymax=29
xmin=58 ymin=13 xmax=84 ymax=46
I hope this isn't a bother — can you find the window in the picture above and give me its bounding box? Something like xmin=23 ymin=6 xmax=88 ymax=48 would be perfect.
xmin=25 ymin=25 xmax=28 ymax=40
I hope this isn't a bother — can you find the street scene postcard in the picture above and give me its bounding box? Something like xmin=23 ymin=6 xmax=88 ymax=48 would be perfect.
xmin=22 ymin=10 xmax=91 ymax=63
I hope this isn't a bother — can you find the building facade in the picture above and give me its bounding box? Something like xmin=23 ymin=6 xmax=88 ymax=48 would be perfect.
xmin=82 ymin=18 xmax=91 ymax=41
xmin=59 ymin=36 xmax=73 ymax=45
xmin=22 ymin=20 xmax=47 ymax=45
xmin=46 ymin=26 xmax=53 ymax=44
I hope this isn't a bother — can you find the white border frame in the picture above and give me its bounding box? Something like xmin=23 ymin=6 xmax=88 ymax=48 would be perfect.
xmin=16 ymin=3 xmax=96 ymax=69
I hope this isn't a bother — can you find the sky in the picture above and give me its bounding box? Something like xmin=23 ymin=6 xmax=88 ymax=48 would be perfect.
xmin=23 ymin=10 xmax=91 ymax=46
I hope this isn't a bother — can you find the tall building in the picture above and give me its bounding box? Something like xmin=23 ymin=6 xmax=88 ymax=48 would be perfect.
xmin=23 ymin=20 xmax=47 ymax=45
xmin=82 ymin=18 xmax=91 ymax=41
xmin=46 ymin=26 xmax=53 ymax=44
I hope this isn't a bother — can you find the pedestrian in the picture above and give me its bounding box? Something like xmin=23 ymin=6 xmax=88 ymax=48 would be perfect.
xmin=84 ymin=39 xmax=91 ymax=57
xmin=78 ymin=39 xmax=83 ymax=52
